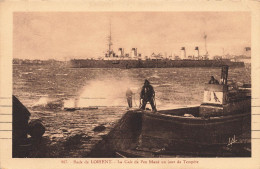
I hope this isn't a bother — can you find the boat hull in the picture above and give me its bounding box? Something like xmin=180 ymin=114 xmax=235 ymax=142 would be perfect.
xmin=70 ymin=59 xmax=245 ymax=68
xmin=89 ymin=107 xmax=250 ymax=157
xmin=140 ymin=110 xmax=250 ymax=149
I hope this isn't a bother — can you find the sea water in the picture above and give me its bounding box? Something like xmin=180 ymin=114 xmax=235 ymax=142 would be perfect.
xmin=13 ymin=64 xmax=251 ymax=157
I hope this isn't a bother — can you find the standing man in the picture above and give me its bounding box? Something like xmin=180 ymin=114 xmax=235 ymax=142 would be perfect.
xmin=140 ymin=79 xmax=157 ymax=112
xmin=126 ymin=87 xmax=133 ymax=108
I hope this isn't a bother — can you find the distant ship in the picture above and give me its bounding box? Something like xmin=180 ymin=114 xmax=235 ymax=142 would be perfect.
xmin=70 ymin=26 xmax=245 ymax=68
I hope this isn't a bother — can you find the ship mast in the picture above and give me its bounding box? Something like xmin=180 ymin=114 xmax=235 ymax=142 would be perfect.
xmin=108 ymin=20 xmax=113 ymax=57
xmin=204 ymin=32 xmax=208 ymax=58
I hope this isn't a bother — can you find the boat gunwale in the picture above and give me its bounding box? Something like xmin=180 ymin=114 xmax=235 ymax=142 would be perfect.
xmin=143 ymin=110 xmax=250 ymax=124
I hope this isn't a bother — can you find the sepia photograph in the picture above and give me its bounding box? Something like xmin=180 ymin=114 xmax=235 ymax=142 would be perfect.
xmin=11 ymin=11 xmax=252 ymax=158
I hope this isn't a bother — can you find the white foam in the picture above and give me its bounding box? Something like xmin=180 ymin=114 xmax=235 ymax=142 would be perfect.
xmin=76 ymin=77 xmax=140 ymax=108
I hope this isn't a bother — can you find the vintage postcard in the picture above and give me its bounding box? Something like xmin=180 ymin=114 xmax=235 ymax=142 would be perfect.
xmin=0 ymin=0 xmax=260 ymax=169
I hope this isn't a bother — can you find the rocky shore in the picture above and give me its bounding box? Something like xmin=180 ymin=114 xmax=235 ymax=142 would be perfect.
xmin=25 ymin=106 xmax=126 ymax=158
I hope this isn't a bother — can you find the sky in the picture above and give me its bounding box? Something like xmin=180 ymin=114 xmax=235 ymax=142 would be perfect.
xmin=13 ymin=12 xmax=251 ymax=60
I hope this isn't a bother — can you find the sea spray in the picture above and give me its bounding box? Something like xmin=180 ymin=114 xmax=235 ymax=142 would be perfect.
xmin=77 ymin=77 xmax=140 ymax=108
xmin=32 ymin=96 xmax=63 ymax=110
xmin=33 ymin=96 xmax=49 ymax=107
xmin=63 ymin=77 xmax=176 ymax=109
xmin=63 ymin=99 xmax=76 ymax=109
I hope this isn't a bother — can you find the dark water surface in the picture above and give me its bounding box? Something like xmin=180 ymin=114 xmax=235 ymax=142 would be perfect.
xmin=13 ymin=64 xmax=251 ymax=107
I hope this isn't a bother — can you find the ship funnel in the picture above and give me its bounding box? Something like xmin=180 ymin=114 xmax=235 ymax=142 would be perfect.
xmin=131 ymin=48 xmax=137 ymax=57
xmin=245 ymin=47 xmax=251 ymax=57
xmin=195 ymin=46 xmax=200 ymax=59
xmin=138 ymin=53 xmax=142 ymax=59
xmin=245 ymin=47 xmax=251 ymax=51
xmin=180 ymin=47 xmax=186 ymax=59
xmin=118 ymin=48 xmax=124 ymax=57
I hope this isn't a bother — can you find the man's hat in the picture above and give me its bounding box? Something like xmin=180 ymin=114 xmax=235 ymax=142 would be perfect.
xmin=144 ymin=79 xmax=150 ymax=84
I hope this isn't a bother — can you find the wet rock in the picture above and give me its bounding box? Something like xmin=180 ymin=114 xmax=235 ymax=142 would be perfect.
xmin=83 ymin=136 xmax=93 ymax=140
xmin=28 ymin=119 xmax=45 ymax=139
xmin=32 ymin=100 xmax=63 ymax=110
xmin=12 ymin=95 xmax=31 ymax=148
xmin=44 ymin=99 xmax=63 ymax=110
xmin=63 ymin=133 xmax=84 ymax=150
xmin=93 ymin=125 xmax=106 ymax=132
xmin=100 ymin=134 xmax=107 ymax=139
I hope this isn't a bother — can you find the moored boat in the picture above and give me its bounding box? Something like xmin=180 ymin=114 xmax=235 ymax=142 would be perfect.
xmin=89 ymin=65 xmax=251 ymax=157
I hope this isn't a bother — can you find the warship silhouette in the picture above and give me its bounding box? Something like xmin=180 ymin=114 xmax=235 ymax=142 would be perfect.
xmin=70 ymin=26 xmax=245 ymax=68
